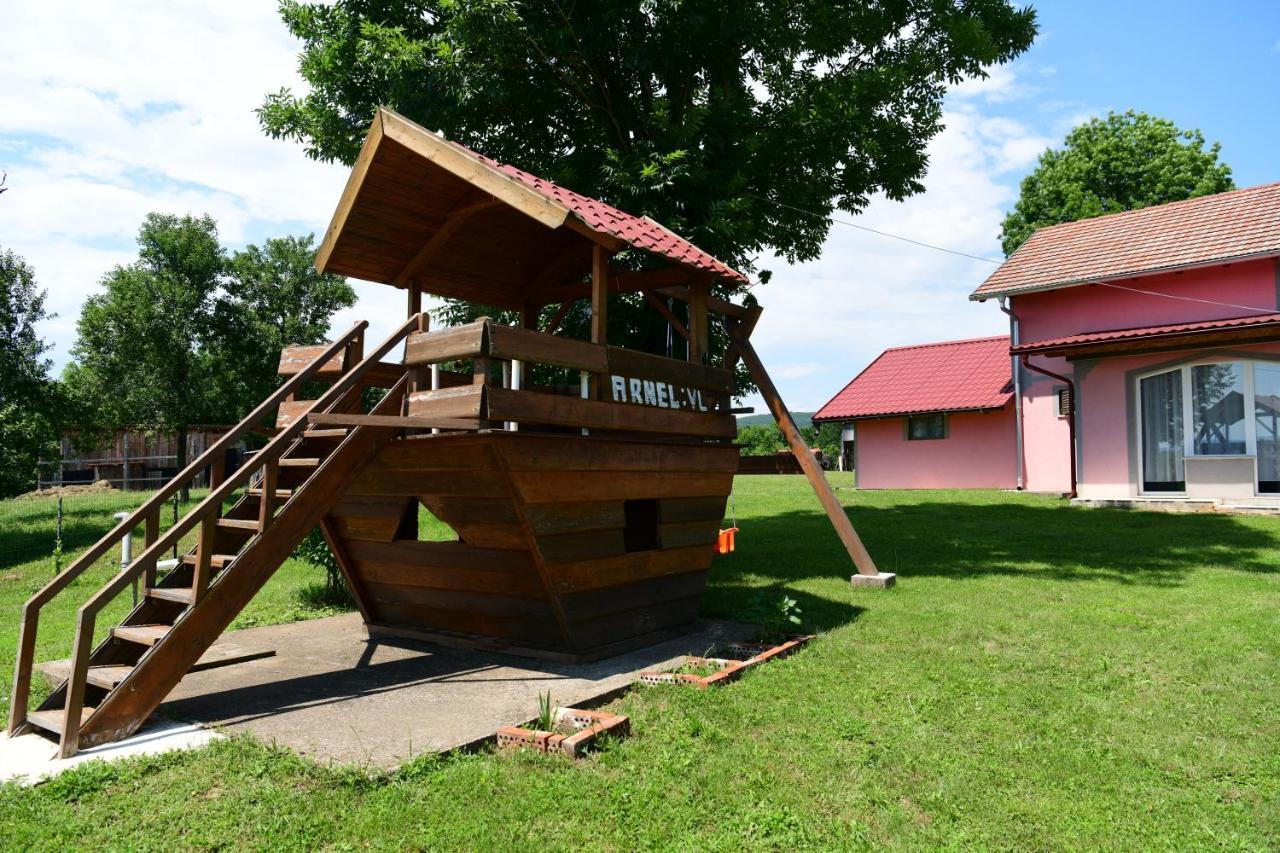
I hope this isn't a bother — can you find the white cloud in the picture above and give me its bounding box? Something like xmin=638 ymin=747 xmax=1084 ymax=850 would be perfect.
xmin=742 ymin=105 xmax=1054 ymax=412
xmin=950 ymin=64 xmax=1033 ymax=103
xmin=1 ymin=7 xmax=1070 ymax=417
xmin=0 ymin=2 xmax=349 ymax=371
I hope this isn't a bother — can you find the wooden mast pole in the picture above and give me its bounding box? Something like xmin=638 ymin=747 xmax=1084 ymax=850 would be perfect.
xmin=728 ymin=320 xmax=894 ymax=588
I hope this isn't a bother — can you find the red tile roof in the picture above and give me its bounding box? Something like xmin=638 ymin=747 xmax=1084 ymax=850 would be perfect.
xmin=972 ymin=182 xmax=1280 ymax=300
xmin=450 ymin=141 xmax=748 ymax=286
xmin=1011 ymin=311 xmax=1280 ymax=355
xmin=813 ymin=336 xmax=1013 ymax=421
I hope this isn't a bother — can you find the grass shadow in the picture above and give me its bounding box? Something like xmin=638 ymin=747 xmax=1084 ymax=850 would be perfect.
xmin=709 ymin=496 xmax=1280 ymax=589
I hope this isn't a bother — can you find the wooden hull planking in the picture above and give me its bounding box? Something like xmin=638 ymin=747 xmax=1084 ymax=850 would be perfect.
xmin=326 ymin=433 xmax=738 ymax=660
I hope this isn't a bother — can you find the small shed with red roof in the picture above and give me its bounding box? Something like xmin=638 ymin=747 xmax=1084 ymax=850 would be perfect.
xmin=814 ymin=336 xmax=1017 ymax=489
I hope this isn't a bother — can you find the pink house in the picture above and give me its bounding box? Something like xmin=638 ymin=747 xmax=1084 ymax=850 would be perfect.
xmin=819 ymin=181 xmax=1280 ymax=506
xmin=813 ymin=336 xmax=1018 ymax=489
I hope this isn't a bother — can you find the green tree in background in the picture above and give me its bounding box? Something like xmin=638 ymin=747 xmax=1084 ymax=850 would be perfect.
xmin=66 ymin=214 xmax=226 ymax=493
xmin=0 ymin=248 xmax=60 ymax=496
xmin=212 ymin=234 xmax=357 ymax=417
xmin=1000 ymin=110 xmax=1235 ymax=256
xmin=260 ymin=0 xmax=1036 ymax=381
xmin=65 ymin=215 xmax=354 ymax=493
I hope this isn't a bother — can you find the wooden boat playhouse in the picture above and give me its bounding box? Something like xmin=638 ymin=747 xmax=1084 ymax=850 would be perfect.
xmin=10 ymin=109 xmax=885 ymax=757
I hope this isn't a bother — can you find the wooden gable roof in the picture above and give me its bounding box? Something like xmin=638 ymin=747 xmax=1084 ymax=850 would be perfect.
xmin=315 ymin=108 xmax=745 ymax=309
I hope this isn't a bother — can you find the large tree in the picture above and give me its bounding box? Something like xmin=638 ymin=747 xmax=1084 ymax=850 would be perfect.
xmin=212 ymin=234 xmax=357 ymax=417
xmin=1000 ymin=110 xmax=1235 ymax=256
xmin=0 ymin=249 xmax=59 ymax=496
xmin=261 ymin=0 xmax=1037 ymax=280
xmin=66 ymin=216 xmax=354 ymax=492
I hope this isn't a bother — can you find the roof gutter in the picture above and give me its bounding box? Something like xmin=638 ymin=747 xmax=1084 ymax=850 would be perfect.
xmin=999 ymin=297 xmax=1025 ymax=490
xmin=1019 ymin=355 xmax=1077 ymax=499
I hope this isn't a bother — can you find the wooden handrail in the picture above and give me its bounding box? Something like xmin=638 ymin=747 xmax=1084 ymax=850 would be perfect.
xmin=20 ymin=322 xmax=367 ymax=612
xmin=48 ymin=316 xmax=420 ymax=750
xmin=7 ymin=320 xmax=384 ymax=734
xmin=72 ymin=315 xmax=415 ymax=618
xmin=404 ymin=319 xmax=733 ymax=394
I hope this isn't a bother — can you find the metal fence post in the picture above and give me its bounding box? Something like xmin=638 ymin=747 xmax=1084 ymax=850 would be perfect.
xmin=54 ymin=495 xmax=63 ymax=574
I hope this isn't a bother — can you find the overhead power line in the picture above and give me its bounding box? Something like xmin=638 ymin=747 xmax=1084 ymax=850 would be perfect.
xmin=749 ymin=193 xmax=1003 ymax=265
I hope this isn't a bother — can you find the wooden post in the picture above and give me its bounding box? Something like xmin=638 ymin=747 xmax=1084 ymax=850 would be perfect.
xmin=591 ymin=246 xmax=608 ymax=347
xmin=59 ymin=612 xmax=95 ymax=758
xmin=192 ymin=512 xmax=218 ymax=601
xmin=8 ymin=609 xmax=37 ymax=733
xmin=729 ymin=324 xmax=893 ymax=587
xmin=688 ymin=281 xmax=709 ymax=364
xmin=143 ymin=508 xmax=160 ymax=591
xmin=408 ymin=282 xmax=423 ymax=327
xmin=258 ymin=460 xmax=278 ymax=532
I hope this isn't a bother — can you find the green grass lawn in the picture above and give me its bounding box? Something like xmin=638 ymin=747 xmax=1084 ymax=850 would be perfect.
xmin=3 ymin=475 xmax=1280 ymax=848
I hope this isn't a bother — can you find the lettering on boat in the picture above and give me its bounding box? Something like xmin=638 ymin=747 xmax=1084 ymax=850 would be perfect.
xmin=609 ymin=375 xmax=709 ymax=411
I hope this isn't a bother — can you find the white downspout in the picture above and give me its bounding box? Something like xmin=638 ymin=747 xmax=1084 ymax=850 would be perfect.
xmin=999 ymin=297 xmax=1025 ymax=490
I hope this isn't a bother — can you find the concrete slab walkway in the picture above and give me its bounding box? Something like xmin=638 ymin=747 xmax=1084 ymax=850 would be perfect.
xmin=1 ymin=720 xmax=220 ymax=787
xmin=159 ymin=612 xmax=751 ymax=769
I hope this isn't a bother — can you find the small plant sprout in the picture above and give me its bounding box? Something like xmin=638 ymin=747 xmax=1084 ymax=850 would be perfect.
xmin=535 ymin=690 xmax=559 ymax=732
xmin=754 ymin=592 xmax=803 ymax=644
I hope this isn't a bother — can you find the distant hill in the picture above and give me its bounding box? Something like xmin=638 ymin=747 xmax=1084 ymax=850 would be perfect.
xmin=737 ymin=412 xmax=814 ymax=428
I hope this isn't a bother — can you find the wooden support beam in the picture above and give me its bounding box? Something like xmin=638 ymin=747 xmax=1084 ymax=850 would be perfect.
xmin=653 ymin=285 xmax=752 ymax=319
xmin=727 ymin=324 xmax=891 ymax=585
xmin=392 ymin=195 xmax=500 ymax=289
xmin=688 ymin=281 xmax=709 ymax=364
xmin=545 ymin=301 xmax=574 ymax=335
xmin=643 ymin=291 xmax=690 ymax=341
xmin=591 ymin=245 xmax=609 ymax=345
xmin=408 ymin=283 xmax=424 ymax=328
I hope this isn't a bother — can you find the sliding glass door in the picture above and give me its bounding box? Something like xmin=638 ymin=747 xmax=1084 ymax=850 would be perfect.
xmin=1256 ymin=363 xmax=1280 ymax=492
xmin=1140 ymin=369 xmax=1185 ymax=491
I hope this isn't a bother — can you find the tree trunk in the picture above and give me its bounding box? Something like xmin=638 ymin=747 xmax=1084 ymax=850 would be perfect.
xmin=176 ymin=422 xmax=189 ymax=502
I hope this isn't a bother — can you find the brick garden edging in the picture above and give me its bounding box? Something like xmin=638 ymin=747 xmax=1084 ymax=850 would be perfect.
xmin=496 ymin=707 xmax=630 ymax=758
xmin=637 ymin=634 xmax=815 ymax=689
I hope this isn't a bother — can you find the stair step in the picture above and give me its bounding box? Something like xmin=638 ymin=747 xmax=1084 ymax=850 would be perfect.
xmin=279 ymin=457 xmax=321 ymax=468
xmin=216 ymin=517 xmax=261 ymax=531
xmin=248 ymin=487 xmax=294 ymax=500
xmin=26 ymin=706 xmax=95 ymax=735
xmin=180 ymin=553 xmax=237 ymax=569
xmin=86 ymin=664 xmax=134 ymax=690
xmin=303 ymin=429 xmax=348 ymax=439
xmin=146 ymin=586 xmax=193 ymax=605
xmin=112 ymin=624 xmax=172 ymax=646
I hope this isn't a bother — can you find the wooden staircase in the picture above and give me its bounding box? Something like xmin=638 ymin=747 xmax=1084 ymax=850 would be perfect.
xmin=8 ymin=315 xmax=422 ymax=757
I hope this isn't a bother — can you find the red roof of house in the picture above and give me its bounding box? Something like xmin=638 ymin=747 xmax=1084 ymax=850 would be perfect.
xmin=1011 ymin=311 xmax=1280 ymax=356
xmin=451 ymin=141 xmax=749 ymax=286
xmin=813 ymin=336 xmax=1013 ymax=421
xmin=971 ymin=182 xmax=1280 ymax=300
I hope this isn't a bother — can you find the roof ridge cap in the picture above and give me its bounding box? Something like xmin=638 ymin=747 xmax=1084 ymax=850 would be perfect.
xmin=1029 ymin=180 xmax=1280 ymax=237
xmin=883 ymin=334 xmax=1008 ymax=352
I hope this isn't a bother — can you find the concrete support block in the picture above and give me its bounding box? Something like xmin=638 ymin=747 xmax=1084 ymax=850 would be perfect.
xmin=850 ymin=572 xmax=896 ymax=589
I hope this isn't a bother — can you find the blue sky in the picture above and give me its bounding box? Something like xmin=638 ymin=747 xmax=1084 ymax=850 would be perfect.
xmin=1 ymin=1 xmax=1277 ymax=414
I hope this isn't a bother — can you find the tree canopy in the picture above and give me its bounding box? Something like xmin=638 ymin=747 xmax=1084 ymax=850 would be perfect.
xmin=999 ymin=110 xmax=1235 ymax=256
xmin=261 ymin=0 xmax=1037 ymax=281
xmin=0 ymin=248 xmax=59 ymax=496
xmin=65 ymin=215 xmax=355 ymax=484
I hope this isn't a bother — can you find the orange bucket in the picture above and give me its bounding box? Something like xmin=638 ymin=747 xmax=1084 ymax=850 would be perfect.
xmin=715 ymin=527 xmax=738 ymax=555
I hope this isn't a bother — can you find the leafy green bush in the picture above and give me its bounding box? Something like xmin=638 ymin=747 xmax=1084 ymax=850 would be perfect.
xmin=292 ymin=528 xmax=353 ymax=607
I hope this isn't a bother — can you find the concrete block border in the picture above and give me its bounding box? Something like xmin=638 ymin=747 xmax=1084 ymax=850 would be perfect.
xmin=637 ymin=634 xmax=815 ymax=689
xmin=496 ymin=707 xmax=630 ymax=758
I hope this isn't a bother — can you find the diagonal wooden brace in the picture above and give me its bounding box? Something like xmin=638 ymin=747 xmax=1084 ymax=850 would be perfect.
xmin=728 ymin=321 xmax=894 ymax=588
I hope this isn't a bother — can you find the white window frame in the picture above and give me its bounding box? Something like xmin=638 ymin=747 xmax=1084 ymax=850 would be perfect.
xmin=1135 ymin=358 xmax=1259 ymax=496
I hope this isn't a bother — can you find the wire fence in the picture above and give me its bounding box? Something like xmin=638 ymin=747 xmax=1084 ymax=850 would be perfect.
xmin=0 ymin=485 xmax=229 ymax=573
